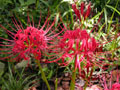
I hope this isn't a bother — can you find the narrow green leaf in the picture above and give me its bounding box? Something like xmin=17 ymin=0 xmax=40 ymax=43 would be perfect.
xmin=90 ymin=10 xmax=103 ymax=21
xmin=40 ymin=0 xmax=50 ymax=8
xmin=55 ymin=13 xmax=59 ymax=27
xmin=104 ymin=8 xmax=108 ymax=30
xmin=106 ymin=5 xmax=120 ymax=15
xmin=107 ymin=0 xmax=119 ymax=34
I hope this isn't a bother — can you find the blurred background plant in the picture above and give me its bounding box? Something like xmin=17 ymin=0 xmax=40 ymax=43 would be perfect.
xmin=0 ymin=62 xmax=37 ymax=90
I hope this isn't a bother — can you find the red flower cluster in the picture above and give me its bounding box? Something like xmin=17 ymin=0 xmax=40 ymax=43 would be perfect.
xmin=0 ymin=2 xmax=102 ymax=76
xmin=101 ymin=71 xmax=120 ymax=90
xmin=45 ymin=2 xmax=98 ymax=74
xmin=112 ymin=83 xmax=120 ymax=90
xmin=0 ymin=16 xmax=58 ymax=62
xmin=72 ymin=2 xmax=91 ymax=21
xmin=12 ymin=26 xmax=47 ymax=60
xmin=47 ymin=28 xmax=98 ymax=74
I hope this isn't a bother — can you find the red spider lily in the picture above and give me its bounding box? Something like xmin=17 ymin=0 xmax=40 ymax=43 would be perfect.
xmin=72 ymin=4 xmax=81 ymax=21
xmin=100 ymin=70 xmax=120 ymax=90
xmin=72 ymin=2 xmax=91 ymax=21
xmin=46 ymin=28 xmax=98 ymax=74
xmin=71 ymin=1 xmax=120 ymax=67
xmin=80 ymin=2 xmax=84 ymax=16
xmin=111 ymin=83 xmax=120 ymax=90
xmin=0 ymin=15 xmax=61 ymax=62
xmin=84 ymin=3 xmax=91 ymax=19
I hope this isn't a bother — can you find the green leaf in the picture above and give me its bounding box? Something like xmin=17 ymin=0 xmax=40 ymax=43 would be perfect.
xmin=106 ymin=5 xmax=120 ymax=15
xmin=15 ymin=60 xmax=29 ymax=69
xmin=24 ymin=0 xmax=35 ymax=6
xmin=0 ymin=62 xmax=5 ymax=73
xmin=40 ymin=0 xmax=50 ymax=8
xmin=104 ymin=8 xmax=108 ymax=30
xmin=62 ymin=9 xmax=73 ymax=18
xmin=55 ymin=13 xmax=59 ymax=27
xmin=90 ymin=10 xmax=103 ymax=21
xmin=106 ymin=0 xmax=119 ymax=33
xmin=19 ymin=0 xmax=24 ymax=5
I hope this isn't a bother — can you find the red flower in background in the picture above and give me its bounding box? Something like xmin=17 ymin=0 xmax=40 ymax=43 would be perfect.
xmin=0 ymin=16 xmax=60 ymax=62
xmin=72 ymin=4 xmax=81 ymax=21
xmin=72 ymin=2 xmax=91 ymax=21
xmin=45 ymin=2 xmax=100 ymax=76
xmin=47 ymin=28 xmax=98 ymax=74
xmin=112 ymin=83 xmax=120 ymax=90
xmin=100 ymin=70 xmax=120 ymax=90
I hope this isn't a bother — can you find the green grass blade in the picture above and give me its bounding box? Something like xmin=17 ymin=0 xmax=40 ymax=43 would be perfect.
xmin=106 ymin=0 xmax=119 ymax=34
xmin=106 ymin=5 xmax=120 ymax=15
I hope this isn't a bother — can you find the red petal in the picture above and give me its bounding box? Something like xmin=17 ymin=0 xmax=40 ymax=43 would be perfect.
xmin=81 ymin=2 xmax=84 ymax=16
xmin=84 ymin=3 xmax=91 ymax=19
xmin=72 ymin=4 xmax=81 ymax=21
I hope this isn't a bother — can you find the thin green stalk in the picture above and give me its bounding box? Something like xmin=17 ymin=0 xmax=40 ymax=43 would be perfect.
xmin=36 ymin=60 xmax=51 ymax=90
xmin=111 ymin=18 xmax=119 ymax=58
xmin=35 ymin=0 xmax=39 ymax=9
xmin=70 ymin=69 xmax=76 ymax=90
xmin=107 ymin=0 xmax=119 ymax=34
xmin=69 ymin=5 xmax=74 ymax=29
xmin=84 ymin=80 xmax=88 ymax=90
xmin=84 ymin=66 xmax=94 ymax=90
xmin=70 ymin=55 xmax=77 ymax=90
xmin=55 ymin=78 xmax=58 ymax=90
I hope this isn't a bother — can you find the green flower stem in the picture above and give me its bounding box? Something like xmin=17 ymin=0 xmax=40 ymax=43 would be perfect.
xmin=84 ymin=67 xmax=94 ymax=90
xmin=84 ymin=80 xmax=88 ymax=90
xmin=70 ymin=69 xmax=76 ymax=90
xmin=70 ymin=55 xmax=77 ymax=90
xmin=55 ymin=78 xmax=58 ymax=90
xmin=36 ymin=60 xmax=51 ymax=90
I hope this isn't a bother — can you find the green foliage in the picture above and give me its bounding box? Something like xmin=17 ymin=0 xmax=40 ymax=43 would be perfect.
xmin=1 ymin=63 xmax=36 ymax=90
